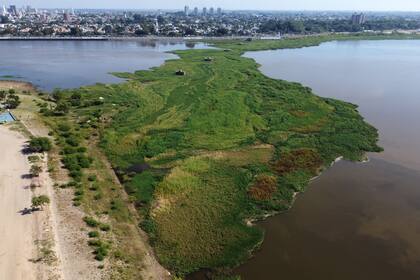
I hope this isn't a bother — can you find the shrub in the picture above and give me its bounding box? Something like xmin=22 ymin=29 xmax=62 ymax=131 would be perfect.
xmin=3 ymin=93 xmax=20 ymax=109
xmin=88 ymin=175 xmax=97 ymax=182
xmin=28 ymin=137 xmax=52 ymax=153
xmin=65 ymin=136 xmax=80 ymax=147
xmin=87 ymin=239 xmax=109 ymax=261
xmin=57 ymin=123 xmax=71 ymax=132
xmin=54 ymin=102 xmax=69 ymax=115
xmin=99 ymin=224 xmax=111 ymax=232
xmin=28 ymin=155 xmax=40 ymax=163
xmin=89 ymin=183 xmax=99 ymax=191
xmin=30 ymin=165 xmax=42 ymax=177
xmin=88 ymin=231 xmax=100 ymax=238
xmin=74 ymin=190 xmax=84 ymax=196
xmin=31 ymin=195 xmax=50 ymax=209
xmin=83 ymin=216 xmax=99 ymax=227
xmin=88 ymin=239 xmax=102 ymax=247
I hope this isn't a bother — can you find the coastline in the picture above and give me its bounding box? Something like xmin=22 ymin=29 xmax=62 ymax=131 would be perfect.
xmin=0 ymin=31 xmax=419 ymax=42
xmin=0 ymin=34 xmax=387 ymax=278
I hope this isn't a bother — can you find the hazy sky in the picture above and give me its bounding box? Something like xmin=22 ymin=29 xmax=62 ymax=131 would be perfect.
xmin=2 ymin=0 xmax=420 ymax=11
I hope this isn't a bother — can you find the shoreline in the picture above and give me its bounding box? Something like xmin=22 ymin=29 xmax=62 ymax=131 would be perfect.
xmin=1 ymin=34 xmax=387 ymax=278
xmin=0 ymin=32 xmax=419 ymax=42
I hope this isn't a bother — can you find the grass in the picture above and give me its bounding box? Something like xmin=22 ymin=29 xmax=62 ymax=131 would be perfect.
xmin=35 ymin=33 xmax=390 ymax=277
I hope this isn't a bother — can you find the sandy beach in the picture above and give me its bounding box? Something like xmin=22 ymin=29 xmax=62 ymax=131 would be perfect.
xmin=0 ymin=124 xmax=37 ymax=280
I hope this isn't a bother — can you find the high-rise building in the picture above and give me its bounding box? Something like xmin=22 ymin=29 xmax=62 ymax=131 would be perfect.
xmin=9 ymin=5 xmax=17 ymax=16
xmin=209 ymin=7 xmax=214 ymax=15
xmin=217 ymin=7 xmax=222 ymax=16
xmin=184 ymin=5 xmax=189 ymax=16
xmin=202 ymin=7 xmax=207 ymax=15
xmin=63 ymin=12 xmax=70 ymax=21
xmin=193 ymin=7 xmax=198 ymax=16
xmin=351 ymin=13 xmax=366 ymax=25
xmin=1 ymin=5 xmax=7 ymax=16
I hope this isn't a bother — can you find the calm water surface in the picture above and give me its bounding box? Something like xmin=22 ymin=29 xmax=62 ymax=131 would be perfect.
xmin=0 ymin=40 xmax=210 ymax=91
xmin=3 ymin=39 xmax=420 ymax=279
xmin=234 ymin=40 xmax=420 ymax=279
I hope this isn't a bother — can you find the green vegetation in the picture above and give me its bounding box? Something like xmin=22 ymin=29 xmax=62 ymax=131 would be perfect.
xmin=0 ymin=89 xmax=21 ymax=109
xmin=29 ymin=164 xmax=42 ymax=177
xmin=31 ymin=195 xmax=50 ymax=210
xmin=28 ymin=137 xmax=52 ymax=153
xmin=38 ymin=34 xmax=386 ymax=277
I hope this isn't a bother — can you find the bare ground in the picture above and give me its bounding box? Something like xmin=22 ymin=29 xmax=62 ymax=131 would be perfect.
xmin=4 ymin=81 xmax=170 ymax=279
xmin=0 ymin=125 xmax=38 ymax=280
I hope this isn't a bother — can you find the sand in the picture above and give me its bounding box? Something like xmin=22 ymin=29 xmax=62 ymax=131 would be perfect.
xmin=0 ymin=80 xmax=36 ymax=93
xmin=0 ymin=124 xmax=37 ymax=280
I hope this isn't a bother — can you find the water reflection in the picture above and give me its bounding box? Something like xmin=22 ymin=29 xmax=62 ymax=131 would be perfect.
xmin=0 ymin=40 xmax=211 ymax=91
xmin=233 ymin=40 xmax=420 ymax=279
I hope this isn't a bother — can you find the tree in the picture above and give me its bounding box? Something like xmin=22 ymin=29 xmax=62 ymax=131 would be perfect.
xmin=0 ymin=90 xmax=6 ymax=101
xmin=4 ymin=94 xmax=20 ymax=109
xmin=31 ymin=195 xmax=50 ymax=210
xmin=51 ymin=88 xmax=64 ymax=102
xmin=54 ymin=102 xmax=69 ymax=115
xmin=28 ymin=137 xmax=52 ymax=153
xmin=30 ymin=165 xmax=42 ymax=177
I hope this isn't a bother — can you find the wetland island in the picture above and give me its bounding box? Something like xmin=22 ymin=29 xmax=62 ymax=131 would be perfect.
xmin=6 ymin=34 xmax=417 ymax=279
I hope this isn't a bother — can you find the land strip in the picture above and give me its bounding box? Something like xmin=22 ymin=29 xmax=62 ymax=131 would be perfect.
xmin=2 ymin=34 xmax=407 ymax=279
xmin=31 ymin=34 xmax=387 ymax=278
xmin=3 ymin=82 xmax=170 ymax=279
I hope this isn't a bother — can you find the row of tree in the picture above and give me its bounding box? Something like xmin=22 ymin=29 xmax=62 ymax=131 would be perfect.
xmin=0 ymin=89 xmax=21 ymax=109
xmin=259 ymin=18 xmax=420 ymax=34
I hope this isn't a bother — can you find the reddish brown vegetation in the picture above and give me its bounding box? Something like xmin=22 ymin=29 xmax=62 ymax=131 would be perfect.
xmin=273 ymin=148 xmax=323 ymax=175
xmin=289 ymin=110 xmax=309 ymax=117
xmin=248 ymin=174 xmax=277 ymax=201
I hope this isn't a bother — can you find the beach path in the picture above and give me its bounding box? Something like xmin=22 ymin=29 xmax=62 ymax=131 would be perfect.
xmin=0 ymin=125 xmax=37 ymax=280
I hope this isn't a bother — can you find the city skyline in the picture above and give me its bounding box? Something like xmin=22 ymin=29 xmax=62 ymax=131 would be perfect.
xmin=1 ymin=0 xmax=420 ymax=11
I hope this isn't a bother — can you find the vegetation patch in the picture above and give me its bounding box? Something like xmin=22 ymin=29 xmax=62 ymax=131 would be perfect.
xmin=34 ymin=35 xmax=387 ymax=277
xmin=248 ymin=174 xmax=277 ymax=201
xmin=273 ymin=148 xmax=323 ymax=176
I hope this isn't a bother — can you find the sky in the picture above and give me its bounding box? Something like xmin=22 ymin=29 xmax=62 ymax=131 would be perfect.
xmin=2 ymin=0 xmax=420 ymax=11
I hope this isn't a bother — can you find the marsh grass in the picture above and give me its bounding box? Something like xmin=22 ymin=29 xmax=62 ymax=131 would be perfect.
xmin=39 ymin=35 xmax=385 ymax=276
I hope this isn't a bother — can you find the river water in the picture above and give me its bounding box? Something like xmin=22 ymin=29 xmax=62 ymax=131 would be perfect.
xmin=2 ymin=39 xmax=420 ymax=279
xmin=0 ymin=40 xmax=209 ymax=91
xmin=235 ymin=40 xmax=420 ymax=279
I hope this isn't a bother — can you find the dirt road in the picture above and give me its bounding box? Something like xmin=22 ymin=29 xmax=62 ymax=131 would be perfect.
xmin=0 ymin=125 xmax=37 ymax=280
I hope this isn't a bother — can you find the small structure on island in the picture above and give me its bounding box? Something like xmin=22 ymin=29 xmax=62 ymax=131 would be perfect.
xmin=204 ymin=57 xmax=213 ymax=62
xmin=175 ymin=69 xmax=186 ymax=76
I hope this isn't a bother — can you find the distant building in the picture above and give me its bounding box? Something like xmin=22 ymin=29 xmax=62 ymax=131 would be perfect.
xmin=202 ymin=7 xmax=207 ymax=16
xmin=63 ymin=12 xmax=70 ymax=21
xmin=209 ymin=7 xmax=214 ymax=15
xmin=8 ymin=5 xmax=17 ymax=16
xmin=351 ymin=13 xmax=366 ymax=25
xmin=193 ymin=7 xmax=198 ymax=15
xmin=217 ymin=7 xmax=222 ymax=16
xmin=184 ymin=5 xmax=189 ymax=16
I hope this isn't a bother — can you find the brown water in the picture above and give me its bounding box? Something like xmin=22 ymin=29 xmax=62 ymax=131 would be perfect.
xmin=234 ymin=40 xmax=420 ymax=279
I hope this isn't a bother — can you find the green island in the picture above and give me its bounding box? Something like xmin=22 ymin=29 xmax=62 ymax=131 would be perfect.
xmin=24 ymin=33 xmax=418 ymax=278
